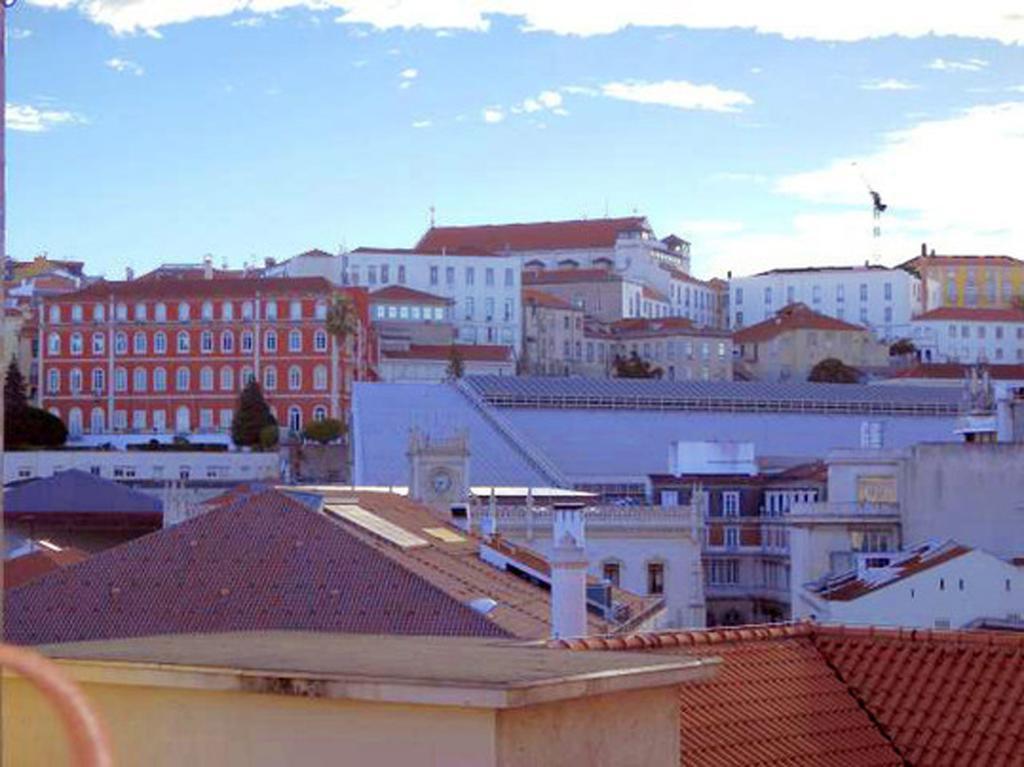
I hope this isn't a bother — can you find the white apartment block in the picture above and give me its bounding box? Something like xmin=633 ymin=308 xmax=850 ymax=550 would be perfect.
xmin=730 ymin=266 xmax=924 ymax=340
xmin=910 ymin=307 xmax=1024 ymax=364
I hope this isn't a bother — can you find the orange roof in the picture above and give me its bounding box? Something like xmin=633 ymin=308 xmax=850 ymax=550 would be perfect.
xmin=4 ymin=547 xmax=89 ymax=589
xmin=890 ymin=363 xmax=1024 ymax=381
xmin=662 ymin=265 xmax=712 ymax=287
xmin=813 ymin=541 xmax=972 ymax=601
xmin=370 ymin=285 xmax=452 ymax=305
xmin=417 ymin=216 xmax=650 ymax=252
xmin=382 ymin=344 xmax=512 ymax=363
xmin=554 ymin=622 xmax=1024 ymax=767
xmin=351 ymin=245 xmax=501 ymax=258
xmin=522 ymin=288 xmax=575 ymax=310
xmin=734 ymin=303 xmax=866 ymax=344
xmin=523 ymin=267 xmax=620 ymax=285
xmin=52 ymin=276 xmax=343 ymax=302
xmin=915 ymin=307 xmax=1024 ymax=323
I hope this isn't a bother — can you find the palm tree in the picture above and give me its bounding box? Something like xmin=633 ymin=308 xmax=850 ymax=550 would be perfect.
xmin=326 ymin=293 xmax=358 ymax=420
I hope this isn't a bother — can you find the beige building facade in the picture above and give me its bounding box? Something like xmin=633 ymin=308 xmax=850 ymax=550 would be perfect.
xmin=521 ymin=288 xmax=586 ymax=375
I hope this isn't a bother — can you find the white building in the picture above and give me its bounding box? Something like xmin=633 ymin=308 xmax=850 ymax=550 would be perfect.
xmin=730 ymin=265 xmax=928 ymax=340
xmin=797 ymin=540 xmax=1024 ymax=629
xmin=910 ymin=307 xmax=1024 ymax=364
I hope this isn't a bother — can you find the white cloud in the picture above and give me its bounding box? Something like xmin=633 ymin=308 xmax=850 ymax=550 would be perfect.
xmin=601 ymin=80 xmax=753 ymax=113
xmin=749 ymin=66 xmax=763 ymax=74
xmin=231 ymin=16 xmax=265 ymax=27
xmin=10 ymin=28 xmax=33 ymax=40
xmin=537 ymin=89 xmax=562 ymax=108
xmin=6 ymin=103 xmax=86 ymax=133
xmin=482 ymin=107 xmax=505 ymax=123
xmin=411 ymin=119 xmax=432 ymax=128
xmin=400 ymin=67 xmax=418 ymax=79
xmin=696 ymin=102 xmax=1024 ymax=277
xmin=105 ymin=57 xmax=144 ymax=76
xmin=24 ymin=1 xmax=1024 ymax=42
xmin=861 ymin=78 xmax=918 ymax=91
xmin=927 ymin=57 xmax=989 ymax=71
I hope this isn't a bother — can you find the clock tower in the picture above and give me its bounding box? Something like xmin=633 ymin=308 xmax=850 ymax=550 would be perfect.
xmin=407 ymin=428 xmax=471 ymax=507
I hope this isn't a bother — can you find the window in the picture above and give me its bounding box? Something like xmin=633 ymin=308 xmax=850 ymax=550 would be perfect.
xmin=201 ymin=301 xmax=214 ymax=320
xmin=264 ymin=365 xmax=277 ymax=390
xmin=706 ymin=559 xmax=740 ymax=585
xmin=313 ymin=405 xmax=327 ymax=422
xmin=430 ymin=266 xmax=439 ymax=286
xmin=68 ymin=408 xmax=83 ymax=436
xmin=133 ymin=410 xmax=146 ymax=430
xmin=90 ymin=408 xmax=105 ymax=434
xmin=367 ymin=265 xmax=377 ymax=285
xmin=446 ymin=266 xmax=455 ymax=285
xmin=398 ymin=265 xmax=406 ymax=284
xmin=200 ymin=366 xmax=214 ymax=391
xmin=49 ymin=305 xmax=61 ymax=324
xmin=314 ymin=365 xmax=328 ymax=390
xmin=288 ymin=407 xmax=302 ymax=432
xmin=265 ymin=301 xmax=278 ymax=320
xmin=130 ymin=332 xmax=145 ymax=355
xmin=996 ymin=326 xmax=1004 ymax=340
xmin=154 ymin=332 xmax=167 ymax=354
xmin=70 ymin=368 xmax=83 ymax=393
xmin=242 ymin=301 xmax=254 ymax=320
xmin=290 ymin=300 xmax=302 ymax=320
xmin=314 ymin=300 xmax=327 ymax=320
xmin=647 ymin=562 xmax=665 ymax=595
xmin=47 ymin=369 xmax=59 ymax=393
xmin=464 ymin=297 xmax=475 ymax=320
xmin=153 ymin=367 xmax=167 ymax=392
xmin=602 ymin=562 xmax=621 ymax=587
xmin=485 ymin=297 xmax=495 ymax=321
xmin=242 ymin=332 xmax=254 ymax=352
xmin=725 ymin=527 xmax=740 ymax=548
xmin=504 ymin=267 xmax=514 ymax=287
xmin=177 ymin=331 xmax=190 ymax=353
xmin=115 ymin=367 xmax=127 ymax=392
xmin=133 ymin=368 xmax=147 ymax=392
xmin=115 ymin=303 xmax=128 ymax=321
xmin=884 ymin=282 xmax=893 ymax=301
xmin=764 ymin=286 xmax=773 ymax=305
xmin=884 ymin=306 xmax=893 ymax=323
xmin=91 ymin=368 xmax=105 ymax=392
xmin=222 ymin=302 xmax=234 ymax=321
xmin=836 ymin=284 xmax=845 ymax=303
xmin=176 ymin=367 xmax=190 ymax=391
xmin=241 ymin=366 xmax=254 ymax=386
xmin=978 ymin=326 xmax=987 ymax=339
xmin=71 ymin=304 xmax=83 ymax=322
xmin=314 ymin=330 xmax=328 ymax=351
xmin=265 ymin=330 xmax=278 ymax=352
xmin=380 ymin=265 xmax=390 ymax=285
xmin=289 ymin=330 xmax=302 ymax=352
xmin=221 ymin=331 xmax=234 ymax=353
xmin=93 ymin=304 xmax=105 ymax=322
xmin=465 ymin=266 xmax=475 ymax=286
xmin=115 ymin=332 xmax=128 ymax=354
xmin=135 ymin=302 xmax=148 ymax=321
xmin=92 ymin=333 xmax=105 ymax=354
xmin=485 ymin=267 xmax=494 ymax=286
xmin=504 ymin=299 xmax=513 ymax=322
xmin=860 ymin=283 xmax=868 ymax=301
xmin=220 ymin=366 xmax=234 ymax=391
xmin=178 ymin=302 xmax=190 ymax=321
xmin=200 ymin=409 xmax=214 ymax=429
xmin=349 ymin=268 xmax=359 ymax=286
xmin=201 ymin=331 xmax=214 ymax=353
xmin=812 ymin=285 xmax=822 ymax=304
xmin=722 ymin=491 xmax=740 ymax=516
xmin=48 ymin=333 xmax=60 ymax=355
xmin=288 ymin=365 xmax=302 ymax=390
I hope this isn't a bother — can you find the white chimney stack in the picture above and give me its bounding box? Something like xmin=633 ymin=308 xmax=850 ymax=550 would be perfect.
xmin=203 ymin=254 xmax=214 ymax=280
xmin=550 ymin=502 xmax=588 ymax=639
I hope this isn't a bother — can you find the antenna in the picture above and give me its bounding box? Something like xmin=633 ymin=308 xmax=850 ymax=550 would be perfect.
xmin=429 ymin=204 xmax=436 ymax=228
xmin=852 ymin=162 xmax=887 ymax=262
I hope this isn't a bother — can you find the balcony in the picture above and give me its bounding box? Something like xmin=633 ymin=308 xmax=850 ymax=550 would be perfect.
xmin=491 ymin=504 xmax=700 ymax=536
xmin=787 ymin=500 xmax=901 ymax=523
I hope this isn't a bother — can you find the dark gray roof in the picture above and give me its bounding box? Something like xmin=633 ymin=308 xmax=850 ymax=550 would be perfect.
xmin=4 ymin=470 xmax=163 ymax=516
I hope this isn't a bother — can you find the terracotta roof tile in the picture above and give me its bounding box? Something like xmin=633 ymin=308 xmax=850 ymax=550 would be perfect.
xmin=914 ymin=307 xmax=1024 ymax=323
xmin=53 ymin=276 xmax=344 ymax=302
xmin=734 ymin=303 xmax=867 ymax=344
xmin=522 ymin=288 xmax=575 ymax=310
xmin=4 ymin=547 xmax=89 ymax=589
xmin=370 ymin=285 xmax=452 ymax=304
xmin=890 ymin=363 xmax=1024 ymax=380
xmin=417 ymin=216 xmax=650 ymax=252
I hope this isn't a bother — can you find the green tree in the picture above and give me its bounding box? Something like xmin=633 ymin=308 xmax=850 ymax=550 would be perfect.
xmin=446 ymin=344 xmax=465 ymax=380
xmin=808 ymin=357 xmax=862 ymax=384
xmin=4 ymin=359 xmax=67 ymax=448
xmin=612 ymin=351 xmax=663 ymax=379
xmin=889 ymin=338 xmax=916 ymax=357
xmin=326 ymin=293 xmax=358 ymax=345
xmin=231 ymin=379 xmax=278 ymax=447
xmin=302 ymin=418 xmax=344 ymax=444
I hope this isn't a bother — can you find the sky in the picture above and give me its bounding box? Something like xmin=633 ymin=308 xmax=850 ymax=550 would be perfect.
xmin=6 ymin=1 xmax=1024 ymax=280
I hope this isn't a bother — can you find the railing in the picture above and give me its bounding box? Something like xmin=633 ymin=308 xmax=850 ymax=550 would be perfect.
xmin=491 ymin=504 xmax=700 ymax=532
xmin=788 ymin=500 xmax=901 ymax=519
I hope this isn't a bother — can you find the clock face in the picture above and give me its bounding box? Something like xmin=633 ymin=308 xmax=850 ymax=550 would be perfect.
xmin=430 ymin=469 xmax=454 ymax=495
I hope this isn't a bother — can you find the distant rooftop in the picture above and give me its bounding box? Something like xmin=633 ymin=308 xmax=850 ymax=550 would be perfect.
xmin=733 ymin=303 xmax=867 ymax=344
xmin=417 ymin=216 xmax=651 ymax=253
xmin=4 ymin=470 xmax=163 ymax=517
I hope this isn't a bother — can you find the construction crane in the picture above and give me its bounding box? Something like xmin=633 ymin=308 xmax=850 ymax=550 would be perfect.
xmin=852 ymin=162 xmax=887 ymax=262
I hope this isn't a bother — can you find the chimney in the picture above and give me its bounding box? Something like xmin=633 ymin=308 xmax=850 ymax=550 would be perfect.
xmin=921 ymin=242 xmax=927 ymax=258
xmin=203 ymin=254 xmax=214 ymax=280
xmin=449 ymin=503 xmax=471 ymax=532
xmin=265 ymin=257 xmax=276 ymax=270
xmin=550 ymin=502 xmax=588 ymax=639
xmin=125 ymin=266 xmax=135 ymax=281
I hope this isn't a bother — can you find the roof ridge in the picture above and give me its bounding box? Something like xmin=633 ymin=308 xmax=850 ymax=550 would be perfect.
xmin=548 ymin=620 xmax=815 ymax=650
xmin=811 ymin=622 xmax=1024 ymax=649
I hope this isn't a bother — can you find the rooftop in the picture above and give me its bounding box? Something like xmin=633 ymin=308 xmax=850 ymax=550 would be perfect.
xmin=889 ymin=363 xmax=1024 ymax=381
xmin=370 ymin=285 xmax=452 ymax=305
xmin=4 ymin=470 xmax=163 ymax=517
xmin=523 ymin=267 xmax=621 ymax=285
xmin=51 ymin=275 xmax=342 ymax=302
xmin=382 ymin=343 xmax=512 ymax=363
xmin=350 ymin=245 xmax=501 ymax=258
xmin=734 ymin=302 xmax=868 ymax=344
xmin=522 ymin=287 xmax=575 ymax=310
xmin=417 ymin=216 xmax=651 ymax=253
xmin=4 ymin=545 xmax=89 ymax=589
xmin=914 ymin=306 xmax=1024 ymax=323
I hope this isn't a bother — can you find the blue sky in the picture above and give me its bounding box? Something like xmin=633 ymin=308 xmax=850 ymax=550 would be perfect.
xmin=7 ymin=2 xmax=1024 ymax=279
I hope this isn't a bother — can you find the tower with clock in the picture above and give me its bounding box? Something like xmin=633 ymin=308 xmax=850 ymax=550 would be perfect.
xmin=407 ymin=428 xmax=470 ymax=507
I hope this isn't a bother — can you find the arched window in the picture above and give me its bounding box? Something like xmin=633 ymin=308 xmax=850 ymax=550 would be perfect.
xmin=289 ymin=329 xmax=302 ymax=352
xmin=241 ymin=366 xmax=254 ymax=387
xmin=133 ymin=332 xmax=147 ymax=354
xmin=241 ymin=332 xmax=254 ymax=352
xmin=242 ymin=301 xmax=254 ymax=320
xmin=68 ymin=408 xmax=83 ymax=437
xmin=288 ymin=407 xmax=302 ymax=433
xmin=200 ymin=366 xmax=214 ymax=391
xmin=70 ymin=368 xmax=83 ymax=393
xmin=313 ymin=365 xmax=328 ymax=390
xmin=177 ymin=331 xmax=190 ymax=353
xmin=155 ymin=302 xmax=167 ymax=322
xmin=314 ymin=330 xmax=328 ymax=352
xmin=221 ymin=330 xmax=234 ymax=353
xmin=92 ymin=333 xmax=105 ymax=355
xmin=71 ymin=304 xmax=83 ymax=322
xmin=133 ymin=368 xmax=147 ymax=392
xmin=313 ymin=405 xmax=327 ymax=422
xmin=49 ymin=305 xmax=61 ymax=324
xmin=90 ymin=407 xmax=105 ymax=434
xmin=176 ymin=367 xmax=191 ymax=391
xmin=91 ymin=368 xmax=105 ymax=392
xmin=115 ymin=302 xmax=128 ymax=321
xmin=314 ymin=300 xmax=327 ymax=320
xmin=154 ymin=332 xmax=167 ymax=354
xmin=153 ymin=367 xmax=167 ymax=392
xmin=263 ymin=365 xmax=277 ymax=390
xmin=289 ymin=300 xmax=302 ymax=320
xmin=115 ymin=332 xmax=128 ymax=354
xmin=288 ymin=365 xmax=301 ymax=390
xmin=47 ymin=332 xmax=60 ymax=355
xmin=178 ymin=301 xmax=190 ymax=321
xmin=135 ymin=302 xmax=147 ymax=321
xmin=222 ymin=302 xmax=234 ymax=321
xmin=201 ymin=331 xmax=213 ymax=353
xmin=47 ymin=369 xmax=60 ymax=393
xmin=93 ymin=304 xmax=105 ymax=322
xmin=265 ymin=301 xmax=278 ymax=320
xmin=175 ymin=406 xmax=190 ymax=433
xmin=71 ymin=332 xmax=84 ymax=355
xmin=201 ymin=301 xmax=214 ymax=320
xmin=264 ymin=330 xmax=277 ymax=353
xmin=115 ymin=367 xmax=127 ymax=392
xmin=220 ymin=366 xmax=234 ymax=391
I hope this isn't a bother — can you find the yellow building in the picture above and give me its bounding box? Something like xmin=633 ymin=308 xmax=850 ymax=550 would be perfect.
xmin=902 ymin=247 xmax=1024 ymax=310
xmin=4 ymin=632 xmax=713 ymax=766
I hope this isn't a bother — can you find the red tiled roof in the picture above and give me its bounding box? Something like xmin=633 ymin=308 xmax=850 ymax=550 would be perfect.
xmin=662 ymin=265 xmax=711 ymax=287
xmin=351 ymin=245 xmax=500 ymax=258
xmin=734 ymin=303 xmax=866 ymax=343
xmin=523 ymin=267 xmax=620 ymax=285
xmin=599 ymin=317 xmax=728 ymax=340
xmin=417 ymin=216 xmax=650 ymax=252
xmin=553 ymin=622 xmax=1024 ymax=767
xmin=914 ymin=307 xmax=1024 ymax=323
xmin=4 ymin=489 xmax=510 ymax=645
xmin=382 ymin=344 xmax=512 ymax=363
xmin=4 ymin=547 xmax=89 ymax=590
xmin=136 ymin=267 xmax=247 ymax=282
xmin=522 ymin=288 xmax=574 ymax=310
xmin=370 ymin=285 xmax=452 ymax=305
xmin=890 ymin=363 xmax=1024 ymax=381
xmin=814 ymin=541 xmax=972 ymax=601
xmin=52 ymin=276 xmax=342 ymax=302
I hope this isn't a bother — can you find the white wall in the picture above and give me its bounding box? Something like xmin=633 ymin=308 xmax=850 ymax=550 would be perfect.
xmin=378 ymin=358 xmax=515 ymax=384
xmin=911 ymin=317 xmax=1024 ymax=364
xmin=4 ymin=450 xmax=281 ymax=484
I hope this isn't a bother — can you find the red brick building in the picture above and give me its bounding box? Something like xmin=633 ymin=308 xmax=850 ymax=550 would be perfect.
xmin=37 ymin=276 xmax=373 ymax=438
